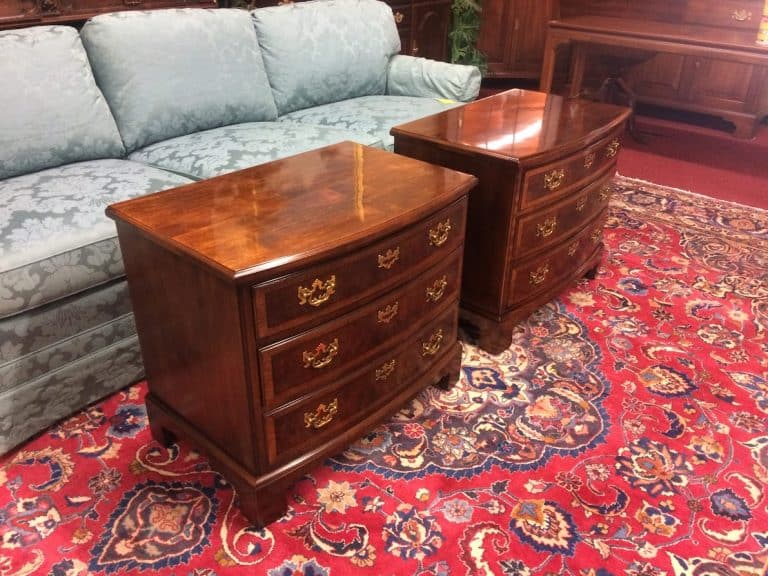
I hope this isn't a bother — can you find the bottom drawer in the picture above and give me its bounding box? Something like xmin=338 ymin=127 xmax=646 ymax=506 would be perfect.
xmin=263 ymin=304 xmax=459 ymax=465
xmin=505 ymin=210 xmax=607 ymax=307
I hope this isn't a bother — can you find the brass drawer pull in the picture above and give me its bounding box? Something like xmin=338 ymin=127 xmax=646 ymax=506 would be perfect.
xmin=583 ymin=152 xmax=596 ymax=169
xmin=529 ymin=264 xmax=550 ymax=285
xmin=576 ymin=196 xmax=588 ymax=212
xmin=393 ymin=9 xmax=404 ymax=23
xmin=377 ymin=301 xmax=399 ymax=324
xmin=605 ymin=139 xmax=620 ymax=158
xmin=544 ymin=168 xmax=566 ymax=191
xmin=302 ymin=338 xmax=339 ymax=369
xmin=731 ymin=9 xmax=751 ymax=21
xmin=599 ymin=185 xmax=610 ymax=202
xmin=568 ymin=241 xmax=580 ymax=256
xmin=422 ymin=328 xmax=444 ymax=357
xmin=378 ymin=246 xmax=400 ymax=269
xmin=428 ymin=218 xmax=452 ymax=247
xmin=591 ymin=229 xmax=602 ymax=244
xmin=298 ymin=275 xmax=336 ymax=307
xmin=304 ymin=398 xmax=338 ymax=429
xmin=425 ymin=275 xmax=448 ymax=303
xmin=375 ymin=359 xmax=397 ymax=381
xmin=536 ymin=216 xmax=558 ymax=238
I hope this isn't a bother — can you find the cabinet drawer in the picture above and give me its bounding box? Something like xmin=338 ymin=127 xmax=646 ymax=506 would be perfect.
xmin=506 ymin=211 xmax=608 ymax=307
xmin=521 ymin=133 xmax=621 ymax=211
xmin=259 ymin=248 xmax=463 ymax=407
xmin=263 ymin=306 xmax=458 ymax=465
xmin=684 ymin=0 xmax=762 ymax=29
xmin=252 ymin=197 xmax=467 ymax=338
xmin=513 ymin=169 xmax=614 ymax=258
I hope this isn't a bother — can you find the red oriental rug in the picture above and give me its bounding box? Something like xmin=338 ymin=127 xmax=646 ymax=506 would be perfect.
xmin=2 ymin=176 xmax=768 ymax=576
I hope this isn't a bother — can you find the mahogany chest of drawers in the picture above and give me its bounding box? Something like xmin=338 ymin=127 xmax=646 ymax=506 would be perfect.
xmin=106 ymin=142 xmax=475 ymax=526
xmin=392 ymin=89 xmax=630 ymax=353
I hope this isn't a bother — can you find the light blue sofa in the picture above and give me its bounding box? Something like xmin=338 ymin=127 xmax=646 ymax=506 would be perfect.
xmin=0 ymin=0 xmax=481 ymax=454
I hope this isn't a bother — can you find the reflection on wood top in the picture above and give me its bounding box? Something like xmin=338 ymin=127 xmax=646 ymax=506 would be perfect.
xmin=391 ymin=89 xmax=630 ymax=162
xmin=106 ymin=142 xmax=476 ymax=280
xmin=550 ymin=16 xmax=768 ymax=54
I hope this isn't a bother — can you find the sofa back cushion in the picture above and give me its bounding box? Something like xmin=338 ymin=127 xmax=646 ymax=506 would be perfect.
xmin=80 ymin=8 xmax=278 ymax=153
xmin=252 ymin=0 xmax=401 ymax=116
xmin=0 ymin=26 xmax=125 ymax=180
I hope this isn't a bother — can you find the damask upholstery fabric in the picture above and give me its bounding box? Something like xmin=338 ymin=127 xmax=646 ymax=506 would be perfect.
xmin=277 ymin=95 xmax=463 ymax=150
xmin=80 ymin=8 xmax=278 ymax=153
xmin=128 ymin=122 xmax=382 ymax=179
xmin=0 ymin=26 xmax=124 ymax=180
xmin=387 ymin=55 xmax=482 ymax=102
xmin=251 ymin=0 xmax=401 ymax=115
xmin=0 ymin=159 xmax=192 ymax=320
xmin=0 ymin=281 xmax=134 ymax=390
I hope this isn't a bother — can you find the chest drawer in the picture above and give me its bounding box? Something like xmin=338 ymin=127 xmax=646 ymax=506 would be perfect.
xmin=512 ymin=169 xmax=614 ymax=259
xmin=506 ymin=210 xmax=608 ymax=307
xmin=252 ymin=197 xmax=467 ymax=339
xmin=258 ymin=248 xmax=463 ymax=408
xmin=684 ymin=0 xmax=762 ymax=29
xmin=521 ymin=133 xmax=621 ymax=211
xmin=263 ymin=305 xmax=458 ymax=465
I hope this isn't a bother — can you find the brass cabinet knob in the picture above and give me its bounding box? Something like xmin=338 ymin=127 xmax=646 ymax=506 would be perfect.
xmin=428 ymin=218 xmax=452 ymax=247
xmin=731 ymin=9 xmax=751 ymax=21
xmin=375 ymin=359 xmax=397 ymax=381
xmin=378 ymin=246 xmax=400 ymax=269
xmin=377 ymin=302 xmax=399 ymax=324
xmin=529 ymin=264 xmax=550 ymax=286
xmin=304 ymin=398 xmax=338 ymax=429
xmin=536 ymin=216 xmax=558 ymax=238
xmin=393 ymin=10 xmax=404 ymax=23
xmin=297 ymin=275 xmax=336 ymax=307
xmin=544 ymin=168 xmax=566 ymax=191
xmin=425 ymin=275 xmax=448 ymax=303
xmin=422 ymin=328 xmax=444 ymax=357
xmin=302 ymin=338 xmax=339 ymax=369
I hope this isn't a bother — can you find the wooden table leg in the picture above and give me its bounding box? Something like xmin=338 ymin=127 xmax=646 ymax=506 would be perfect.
xmin=568 ymin=43 xmax=588 ymax=98
xmin=539 ymin=31 xmax=569 ymax=93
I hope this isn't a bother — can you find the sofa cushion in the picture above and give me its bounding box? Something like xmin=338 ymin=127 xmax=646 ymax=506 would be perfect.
xmin=252 ymin=0 xmax=400 ymax=115
xmin=0 ymin=159 xmax=193 ymax=320
xmin=80 ymin=8 xmax=278 ymax=153
xmin=277 ymin=95 xmax=462 ymax=151
xmin=0 ymin=26 xmax=124 ymax=181
xmin=128 ymin=122 xmax=382 ymax=180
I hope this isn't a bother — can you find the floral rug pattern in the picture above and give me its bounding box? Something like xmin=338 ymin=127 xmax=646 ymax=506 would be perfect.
xmin=2 ymin=176 xmax=767 ymax=575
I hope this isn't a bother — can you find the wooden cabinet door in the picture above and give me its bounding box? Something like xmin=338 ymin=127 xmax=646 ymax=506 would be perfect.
xmin=626 ymin=53 xmax=688 ymax=102
xmin=411 ymin=0 xmax=450 ymax=60
xmin=477 ymin=0 xmax=554 ymax=79
xmin=683 ymin=57 xmax=755 ymax=113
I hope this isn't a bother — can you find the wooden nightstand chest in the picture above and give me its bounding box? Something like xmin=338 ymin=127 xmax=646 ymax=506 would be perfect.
xmin=392 ymin=89 xmax=630 ymax=354
xmin=106 ymin=142 xmax=475 ymax=527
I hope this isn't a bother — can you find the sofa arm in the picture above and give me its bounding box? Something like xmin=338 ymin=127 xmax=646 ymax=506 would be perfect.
xmin=386 ymin=55 xmax=481 ymax=102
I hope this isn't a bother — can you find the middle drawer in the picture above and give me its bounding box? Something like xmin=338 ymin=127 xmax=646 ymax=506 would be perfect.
xmin=258 ymin=247 xmax=463 ymax=408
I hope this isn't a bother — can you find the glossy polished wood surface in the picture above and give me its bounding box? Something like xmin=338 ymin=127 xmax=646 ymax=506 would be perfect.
xmin=392 ymin=89 xmax=630 ymax=164
xmin=540 ymin=7 xmax=768 ymax=138
xmin=393 ymin=90 xmax=629 ymax=353
xmin=108 ymin=141 xmax=474 ymax=527
xmin=107 ymin=142 xmax=473 ymax=281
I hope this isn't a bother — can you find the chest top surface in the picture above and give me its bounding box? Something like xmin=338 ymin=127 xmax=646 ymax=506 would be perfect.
xmin=392 ymin=89 xmax=631 ymax=163
xmin=106 ymin=141 xmax=476 ymax=280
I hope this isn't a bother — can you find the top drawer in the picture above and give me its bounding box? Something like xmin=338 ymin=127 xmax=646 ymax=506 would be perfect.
xmin=684 ymin=0 xmax=763 ymax=29
xmin=521 ymin=133 xmax=622 ymax=211
xmin=252 ymin=197 xmax=467 ymax=339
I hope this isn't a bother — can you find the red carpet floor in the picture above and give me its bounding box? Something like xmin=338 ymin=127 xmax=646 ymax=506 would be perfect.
xmin=618 ymin=115 xmax=768 ymax=210
xmin=2 ymin=177 xmax=767 ymax=575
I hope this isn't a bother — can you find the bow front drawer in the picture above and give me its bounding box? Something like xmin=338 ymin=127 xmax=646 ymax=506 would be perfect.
xmin=521 ymin=132 xmax=621 ymax=210
xmin=259 ymin=248 xmax=462 ymax=408
xmin=252 ymin=197 xmax=467 ymax=338
xmin=262 ymin=305 xmax=458 ymax=465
